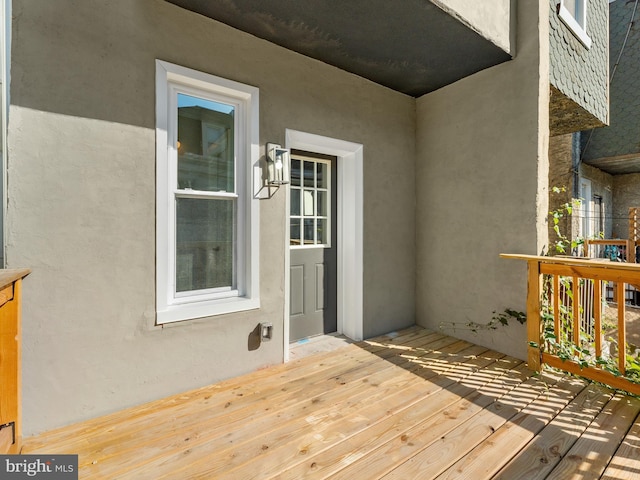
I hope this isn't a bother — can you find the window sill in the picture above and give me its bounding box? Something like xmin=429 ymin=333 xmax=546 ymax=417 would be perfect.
xmin=558 ymin=4 xmax=592 ymax=49
xmin=157 ymin=296 xmax=260 ymax=325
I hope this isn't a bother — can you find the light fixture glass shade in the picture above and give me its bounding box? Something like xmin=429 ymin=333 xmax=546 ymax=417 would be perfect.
xmin=266 ymin=143 xmax=290 ymax=186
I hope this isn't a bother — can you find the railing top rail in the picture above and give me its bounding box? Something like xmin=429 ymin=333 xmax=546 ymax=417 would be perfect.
xmin=0 ymin=268 xmax=30 ymax=290
xmin=584 ymin=239 xmax=629 ymax=245
xmin=500 ymin=253 xmax=640 ymax=272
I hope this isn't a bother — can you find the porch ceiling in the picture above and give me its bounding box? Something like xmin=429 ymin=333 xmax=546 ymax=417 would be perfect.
xmin=583 ymin=153 xmax=640 ymax=175
xmin=164 ymin=0 xmax=512 ymax=97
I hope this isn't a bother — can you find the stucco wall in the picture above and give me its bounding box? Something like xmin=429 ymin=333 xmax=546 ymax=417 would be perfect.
xmin=432 ymin=0 xmax=514 ymax=54
xmin=415 ymin=1 xmax=549 ymax=359
xmin=549 ymin=0 xmax=609 ymax=128
xmin=9 ymin=0 xmax=415 ymax=435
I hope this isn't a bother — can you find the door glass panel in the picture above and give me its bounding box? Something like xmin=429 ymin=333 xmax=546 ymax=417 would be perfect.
xmin=316 ymin=162 xmax=327 ymax=189
xmin=317 ymin=218 xmax=327 ymax=244
xmin=303 ymin=190 xmax=314 ymax=216
xmin=291 ymin=189 xmax=300 ymax=216
xmin=290 ymin=155 xmax=331 ymax=247
xmin=316 ymin=190 xmax=327 ymax=217
xmin=303 ymin=219 xmax=314 ymax=244
xmin=303 ymin=161 xmax=314 ymax=187
xmin=177 ymin=93 xmax=234 ymax=192
xmin=290 ymin=218 xmax=301 ymax=246
xmin=291 ymin=159 xmax=301 ymax=187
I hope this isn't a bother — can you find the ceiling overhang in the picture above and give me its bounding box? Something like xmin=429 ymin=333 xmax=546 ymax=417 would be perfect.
xmin=583 ymin=153 xmax=640 ymax=176
xmin=165 ymin=0 xmax=512 ymax=97
xmin=549 ymin=85 xmax=607 ymax=137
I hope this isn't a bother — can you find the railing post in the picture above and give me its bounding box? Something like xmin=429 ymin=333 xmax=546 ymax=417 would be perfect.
xmin=526 ymin=259 xmax=542 ymax=372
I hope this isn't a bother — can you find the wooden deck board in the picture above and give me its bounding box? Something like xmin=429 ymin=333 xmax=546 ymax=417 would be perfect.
xmin=545 ymin=394 xmax=640 ymax=479
xmin=601 ymin=419 xmax=640 ymax=480
xmin=21 ymin=327 xmax=640 ymax=479
xmin=493 ymin=382 xmax=613 ymax=480
xmin=434 ymin=375 xmax=592 ymax=480
xmin=379 ymin=367 xmax=563 ymax=479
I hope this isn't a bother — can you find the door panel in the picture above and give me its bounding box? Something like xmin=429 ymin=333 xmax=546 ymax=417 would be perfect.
xmin=290 ymin=265 xmax=304 ymax=316
xmin=289 ymin=152 xmax=337 ymax=341
xmin=315 ymin=264 xmax=325 ymax=310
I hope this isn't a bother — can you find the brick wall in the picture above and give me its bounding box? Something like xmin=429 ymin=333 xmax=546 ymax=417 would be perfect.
xmin=548 ymin=134 xmax=574 ymax=253
xmin=613 ymin=174 xmax=640 ymax=238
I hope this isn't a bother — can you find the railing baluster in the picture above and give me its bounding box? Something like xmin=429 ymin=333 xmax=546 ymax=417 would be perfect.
xmin=572 ymin=275 xmax=580 ymax=346
xmin=618 ymin=281 xmax=626 ymax=376
xmin=526 ymin=259 xmax=542 ymax=372
xmin=500 ymin=253 xmax=640 ymax=396
xmin=594 ymin=279 xmax=602 ymax=359
xmin=553 ymin=274 xmax=560 ymax=341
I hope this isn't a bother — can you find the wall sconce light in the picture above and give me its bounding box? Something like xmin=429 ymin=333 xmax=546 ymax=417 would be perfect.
xmin=266 ymin=143 xmax=290 ymax=186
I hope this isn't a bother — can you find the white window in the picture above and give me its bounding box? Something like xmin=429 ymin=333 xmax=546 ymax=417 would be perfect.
xmin=558 ymin=0 xmax=592 ymax=48
xmin=155 ymin=60 xmax=259 ymax=324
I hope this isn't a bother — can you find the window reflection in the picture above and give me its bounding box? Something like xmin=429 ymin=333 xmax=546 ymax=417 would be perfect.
xmin=177 ymin=93 xmax=234 ymax=192
xmin=176 ymin=197 xmax=234 ymax=292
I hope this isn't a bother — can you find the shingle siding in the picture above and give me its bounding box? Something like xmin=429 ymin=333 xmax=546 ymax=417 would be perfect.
xmin=549 ymin=0 xmax=609 ymax=128
xmin=581 ymin=0 xmax=640 ymax=161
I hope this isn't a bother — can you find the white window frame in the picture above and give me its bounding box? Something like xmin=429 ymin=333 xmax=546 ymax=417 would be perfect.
xmin=558 ymin=0 xmax=592 ymax=49
xmin=155 ymin=60 xmax=260 ymax=324
xmin=579 ymin=177 xmax=593 ymax=239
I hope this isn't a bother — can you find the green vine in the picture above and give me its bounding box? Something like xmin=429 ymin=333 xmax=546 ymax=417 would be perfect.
xmin=525 ymin=185 xmax=640 ymax=387
xmin=440 ymin=185 xmax=640 ymax=389
xmin=534 ymin=272 xmax=640 ymax=385
xmin=439 ymin=308 xmax=526 ymax=334
xmin=549 ymin=186 xmax=585 ymax=255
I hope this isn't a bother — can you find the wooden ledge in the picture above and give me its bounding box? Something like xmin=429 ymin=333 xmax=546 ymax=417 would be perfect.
xmin=0 ymin=269 xmax=30 ymax=291
xmin=500 ymin=254 xmax=640 ymax=271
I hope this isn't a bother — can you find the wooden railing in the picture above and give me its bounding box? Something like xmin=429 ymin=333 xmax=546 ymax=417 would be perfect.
xmin=583 ymin=238 xmax=633 ymax=262
xmin=631 ymin=207 xmax=640 ymax=263
xmin=0 ymin=268 xmax=30 ymax=454
xmin=501 ymin=254 xmax=640 ymax=395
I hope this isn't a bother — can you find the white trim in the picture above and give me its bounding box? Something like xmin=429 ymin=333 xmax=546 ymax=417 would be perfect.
xmin=283 ymin=130 xmax=364 ymax=361
xmin=558 ymin=0 xmax=592 ymax=49
xmin=0 ymin=0 xmax=9 ymax=267
xmin=155 ymin=60 xmax=260 ymax=324
xmin=580 ymin=177 xmax=592 ymax=239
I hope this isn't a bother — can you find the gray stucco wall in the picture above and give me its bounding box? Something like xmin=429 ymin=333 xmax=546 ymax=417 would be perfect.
xmin=432 ymin=0 xmax=514 ymax=54
xmin=549 ymin=0 xmax=609 ymax=126
xmin=9 ymin=0 xmax=415 ymax=435
xmin=415 ymin=0 xmax=549 ymax=359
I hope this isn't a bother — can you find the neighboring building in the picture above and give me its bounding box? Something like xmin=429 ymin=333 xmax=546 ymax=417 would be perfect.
xmin=4 ymin=0 xmax=608 ymax=436
xmin=550 ymin=0 xmax=640 ymax=251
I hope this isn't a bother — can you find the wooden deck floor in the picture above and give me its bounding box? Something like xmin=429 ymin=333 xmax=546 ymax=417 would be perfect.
xmin=22 ymin=327 xmax=640 ymax=479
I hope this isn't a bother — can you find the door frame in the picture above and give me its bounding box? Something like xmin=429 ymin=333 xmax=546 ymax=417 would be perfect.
xmin=283 ymin=129 xmax=363 ymax=361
